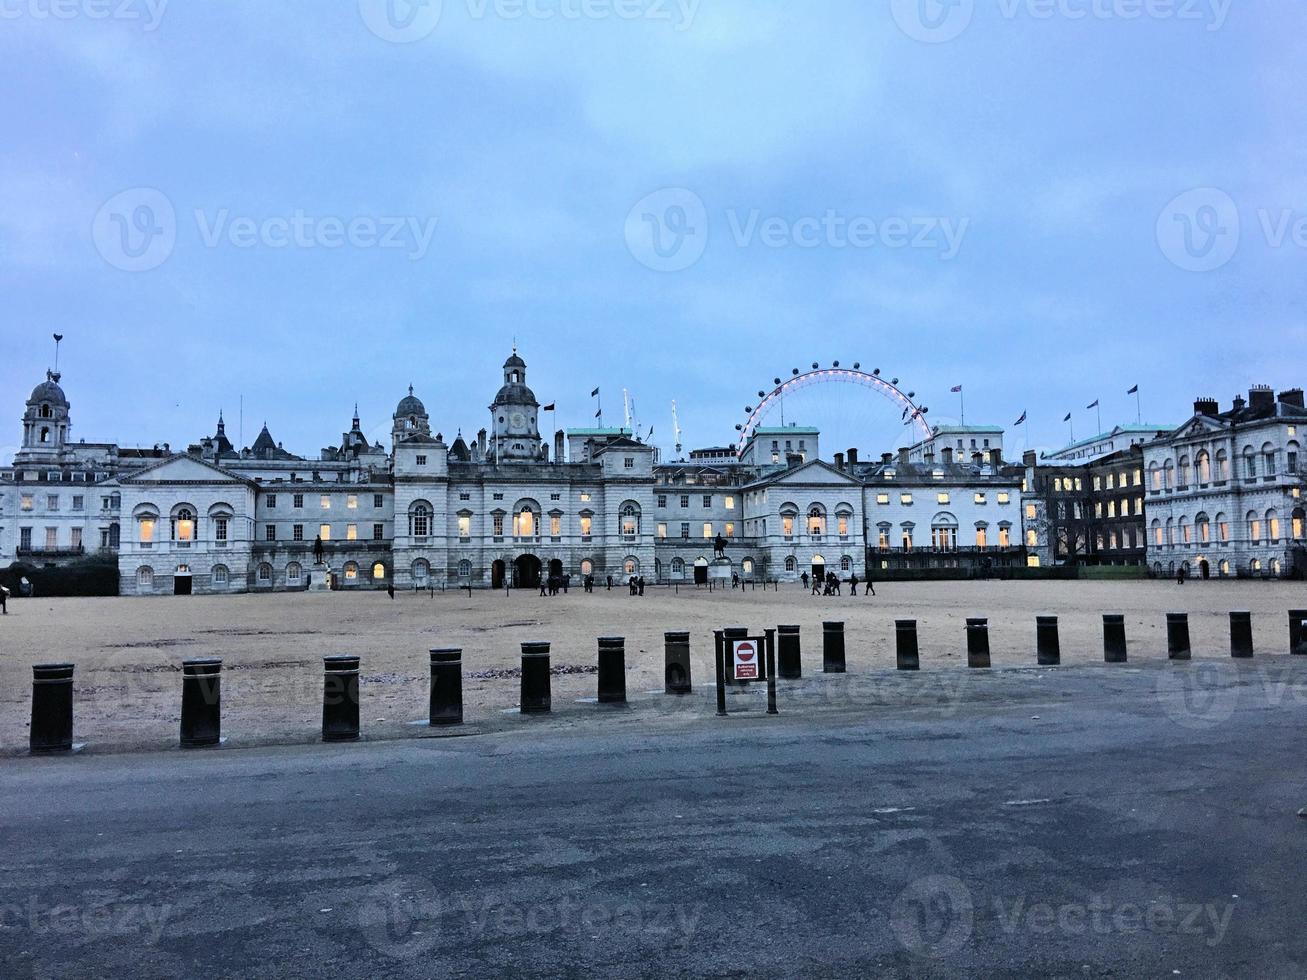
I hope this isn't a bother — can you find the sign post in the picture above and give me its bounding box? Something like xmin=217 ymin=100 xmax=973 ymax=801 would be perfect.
xmin=715 ymin=627 xmax=775 ymax=718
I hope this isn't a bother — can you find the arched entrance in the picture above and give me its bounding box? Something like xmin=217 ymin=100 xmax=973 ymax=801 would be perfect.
xmin=1199 ymin=558 xmax=1211 ymax=580
xmin=174 ymin=564 xmax=192 ymax=596
xmin=694 ymin=556 xmax=709 ymax=586
xmin=492 ymin=559 xmax=507 ymax=590
xmin=548 ymin=558 xmax=564 ymax=581
xmin=514 ymin=554 xmax=542 ymax=589
xmin=811 ymin=555 xmax=826 ymax=583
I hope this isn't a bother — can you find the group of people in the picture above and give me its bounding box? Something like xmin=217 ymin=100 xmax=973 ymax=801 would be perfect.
xmin=628 ymin=575 xmax=647 ymax=596
xmin=802 ymin=570 xmax=875 ymax=597
xmin=539 ymin=574 xmax=572 ymax=597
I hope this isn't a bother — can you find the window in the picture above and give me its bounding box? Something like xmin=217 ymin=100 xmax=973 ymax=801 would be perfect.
xmin=624 ymin=458 xmax=634 ymax=469
xmin=550 ymin=515 xmax=562 ymax=537
xmin=901 ymin=527 xmax=914 ymax=550
xmin=47 ymin=495 xmax=59 ymax=511
xmin=458 ymin=515 xmax=471 ymax=537
xmin=20 ymin=527 xmax=32 ymax=550
xmin=266 ymin=494 xmax=277 ymax=508
xmin=347 ymin=495 xmax=358 ymax=510
xmin=840 ymin=556 xmax=852 ymax=571
xmin=1025 ymin=503 xmax=1036 ymax=520
xmin=213 ymin=565 xmax=229 ymax=586
xmin=785 ymin=556 xmax=797 ymax=572
xmin=72 ymin=495 xmax=83 ymax=511
xmin=622 ymin=506 xmax=639 ymax=536
xmin=725 ymin=522 xmax=735 ymax=538
xmin=69 ymin=527 xmax=82 ymax=549
xmin=703 ymin=495 xmax=713 ymax=507
xmin=287 ymin=562 xmax=302 ymax=583
xmin=579 ymin=515 xmax=592 ymax=537
xmin=292 ymin=524 xmax=303 ymax=541
xmin=725 ymin=496 xmax=736 ymax=510
xmin=139 ymin=517 xmax=156 ymax=544
xmin=808 ymin=508 xmax=825 ymax=535
xmin=266 ymin=524 xmax=277 ymax=541
xmin=975 ymin=526 xmax=988 ymax=548
xmin=294 ymin=494 xmax=304 ymax=508
xmin=1268 ymin=510 xmax=1281 ymax=542
xmin=657 ymin=495 xmax=668 ymax=508
xmin=347 ymin=524 xmax=358 ymax=541
xmin=580 ymin=559 xmax=594 ymax=576
xmin=414 ymin=560 xmax=432 ymax=582
xmin=374 ymin=524 xmax=384 ymax=541
xmin=580 ymin=493 xmax=592 ymax=503
xmin=877 ymin=493 xmax=890 ymax=505
xmin=257 ymin=563 xmax=273 ymax=584
xmin=42 ymin=527 xmax=56 ymax=549
xmin=344 ymin=562 xmax=359 ymax=581
xmin=974 ymin=493 xmax=986 ymax=505
xmin=550 ymin=494 xmax=561 ymax=502
xmin=837 ymin=516 xmax=849 ymax=536
xmin=412 ymin=505 xmax=431 ymax=538
xmin=137 ymin=566 xmax=154 ymax=589
xmin=680 ymin=495 xmax=690 ymax=508
xmin=1248 ymin=513 xmax=1261 ymax=542
xmin=782 ymin=515 xmax=795 ymax=537
xmin=493 ymin=493 xmax=505 ymax=501
xmin=372 ymin=562 xmax=386 ymax=581
xmin=18 ymin=494 xmax=32 ymax=511
xmin=416 ymin=455 xmax=428 ymax=467
xmin=900 ymin=494 xmax=913 ymax=505
xmin=937 ymin=492 xmax=950 ymax=505
xmin=703 ymin=523 xmax=713 ymax=539
xmin=516 ymin=507 xmax=536 ymax=538
xmin=319 ymin=523 xmax=331 ymax=541
xmin=998 ymin=526 xmax=1011 ymax=548
xmin=216 ymin=519 xmax=229 ymax=542
xmin=321 ymin=495 xmax=331 ymax=509
xmin=1026 ymin=529 xmax=1038 ymax=547
xmin=680 ymin=522 xmax=690 ymax=539
xmin=658 ymin=523 xmax=668 ymax=539
xmin=459 ymin=493 xmax=471 ymax=502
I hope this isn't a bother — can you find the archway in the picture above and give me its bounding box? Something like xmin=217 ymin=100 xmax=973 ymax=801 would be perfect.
xmin=549 ymin=558 xmax=564 ymax=581
xmin=514 ymin=554 xmax=542 ymax=589
xmin=694 ymin=556 xmax=709 ymax=586
xmin=492 ymin=559 xmax=507 ymax=590
xmin=174 ymin=564 xmax=192 ymax=596
xmin=1199 ymin=558 xmax=1211 ymax=580
xmin=811 ymin=555 xmax=826 ymax=583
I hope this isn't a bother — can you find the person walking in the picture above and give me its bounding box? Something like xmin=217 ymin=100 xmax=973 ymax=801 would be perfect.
xmin=849 ymin=573 xmax=858 ymax=597
xmin=811 ymin=574 xmax=822 ymax=596
xmin=0 ymin=584 xmax=9 ymax=614
xmin=865 ymin=568 xmax=876 ymax=597
xmin=1176 ymin=565 xmax=1186 ymax=586
xmin=801 ymin=571 xmax=810 ymax=591
xmin=638 ymin=576 xmax=646 ymax=597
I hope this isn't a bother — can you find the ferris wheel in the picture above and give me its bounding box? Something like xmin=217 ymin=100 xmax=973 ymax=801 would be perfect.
xmin=734 ymin=362 xmax=932 ymax=456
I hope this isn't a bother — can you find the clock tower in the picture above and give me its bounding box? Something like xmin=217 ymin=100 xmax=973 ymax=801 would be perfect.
xmin=490 ymin=348 xmax=541 ymax=461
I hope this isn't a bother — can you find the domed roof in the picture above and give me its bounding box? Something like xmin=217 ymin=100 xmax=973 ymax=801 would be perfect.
xmin=395 ymin=385 xmax=426 ymax=418
xmin=503 ymin=348 xmax=526 ymax=370
xmin=30 ymin=371 xmax=68 ymax=408
xmin=493 ymin=382 xmax=538 ymax=407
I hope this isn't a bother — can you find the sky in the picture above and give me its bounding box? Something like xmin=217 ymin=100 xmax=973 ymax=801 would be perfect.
xmin=1 ymin=0 xmax=1304 ymax=463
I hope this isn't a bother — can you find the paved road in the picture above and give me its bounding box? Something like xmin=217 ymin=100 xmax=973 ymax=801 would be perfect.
xmin=2 ymin=661 xmax=1305 ymax=978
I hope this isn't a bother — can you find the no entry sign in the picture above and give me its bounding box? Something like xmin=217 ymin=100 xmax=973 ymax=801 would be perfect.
xmin=732 ymin=638 xmax=761 ymax=681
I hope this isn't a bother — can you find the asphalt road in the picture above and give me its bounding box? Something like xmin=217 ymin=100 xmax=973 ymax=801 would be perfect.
xmin=2 ymin=661 xmax=1305 ymax=978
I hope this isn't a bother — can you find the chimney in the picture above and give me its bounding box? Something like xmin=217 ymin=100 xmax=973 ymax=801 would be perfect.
xmin=972 ymin=452 xmax=984 ymax=465
xmin=1193 ymin=397 xmax=1219 ymax=417
xmin=1232 ymin=395 xmax=1246 ymax=412
xmin=881 ymin=452 xmax=894 ymax=465
xmin=1278 ymin=388 xmax=1304 ymax=409
xmin=1249 ymin=385 xmax=1275 ymax=411
xmin=834 ymin=452 xmax=845 ymax=471
xmin=554 ymin=429 xmax=565 ymax=464
xmin=477 ymin=428 xmax=488 ymax=456
xmin=941 ymin=447 xmax=953 ymax=465
xmin=847 ymin=448 xmax=858 ymax=466
xmin=1023 ymin=450 xmax=1038 ymax=467
xmin=786 ymin=452 xmax=804 ymax=468
xmin=898 ymin=447 xmax=910 ymax=466
xmin=991 ymin=446 xmax=1002 ymax=466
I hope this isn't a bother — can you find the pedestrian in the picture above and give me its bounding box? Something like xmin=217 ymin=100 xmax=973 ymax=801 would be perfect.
xmin=607 ymin=575 xmax=613 ymax=591
xmin=563 ymin=574 xmax=570 ymax=594
xmin=731 ymin=572 xmax=739 ymax=590
xmin=638 ymin=576 xmax=646 ymax=597
xmin=540 ymin=577 xmax=548 ymax=597
xmin=801 ymin=571 xmax=810 ymax=591
xmin=849 ymin=573 xmax=858 ymax=597
xmin=0 ymin=584 xmax=9 ymax=614
xmin=865 ymin=568 xmax=876 ymax=598
xmin=811 ymin=573 xmax=821 ymax=596
xmin=1176 ymin=565 xmax=1186 ymax=585
xmin=387 ymin=584 xmax=395 ymax=600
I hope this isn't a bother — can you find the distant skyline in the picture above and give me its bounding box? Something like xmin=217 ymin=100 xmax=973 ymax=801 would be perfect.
xmin=2 ymin=1 xmax=1302 ymax=461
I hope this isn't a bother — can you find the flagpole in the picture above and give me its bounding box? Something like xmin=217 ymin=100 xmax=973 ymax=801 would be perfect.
xmin=1096 ymin=403 xmax=1101 ymax=434
xmin=1136 ymin=388 xmax=1142 ymax=424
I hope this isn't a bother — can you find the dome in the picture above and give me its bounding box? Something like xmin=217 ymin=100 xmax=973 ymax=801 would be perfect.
xmin=504 ymin=352 xmax=526 ymax=370
xmin=30 ymin=371 xmax=68 ymax=408
xmin=395 ymin=385 xmax=426 ymax=418
xmin=492 ymin=382 xmax=538 ymax=407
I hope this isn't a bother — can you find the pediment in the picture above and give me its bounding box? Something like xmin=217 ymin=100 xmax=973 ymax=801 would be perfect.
xmin=121 ymin=454 xmax=252 ymax=485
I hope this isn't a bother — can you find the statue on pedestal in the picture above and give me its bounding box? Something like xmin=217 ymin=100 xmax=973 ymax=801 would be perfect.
xmin=313 ymin=534 xmax=325 ymax=565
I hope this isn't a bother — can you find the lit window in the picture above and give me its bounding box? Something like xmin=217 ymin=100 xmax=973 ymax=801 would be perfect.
xmin=139 ymin=518 xmax=155 ymax=543
xmin=974 ymin=493 xmax=986 ymax=504
xmin=20 ymin=494 xmax=33 ymax=511
xmin=550 ymin=515 xmax=561 ymax=537
xmin=580 ymin=515 xmax=592 ymax=537
xmin=937 ymin=492 xmax=950 ymax=504
xmin=344 ymin=563 xmax=358 ymax=581
xmin=320 ymin=523 xmax=331 ymax=541
xmin=1026 ymin=529 xmax=1038 ymax=547
xmin=782 ymin=516 xmax=794 ymax=537
xmin=347 ymin=495 xmax=358 ymax=510
xmin=347 ymin=524 xmax=358 ymax=541
xmin=725 ymin=496 xmax=736 ymax=510
xmin=999 ymin=526 xmax=1011 ymax=547
xmin=1025 ymin=503 xmax=1036 ymax=519
xmin=458 ymin=516 xmax=471 ymax=537
xmin=372 ymin=562 xmax=386 ymax=580
xmin=725 ymin=522 xmax=735 ymax=538
xmin=703 ymin=523 xmax=713 ymax=539
xmin=320 ymin=495 xmax=331 ymax=510
xmin=877 ymin=494 xmax=890 ymax=505
xmin=658 ymin=523 xmax=668 ymax=539
xmin=976 ymin=527 xmax=988 ymax=548
xmin=580 ymin=493 xmax=592 ymax=503
xmin=837 ymin=516 xmax=849 ymax=536
xmin=900 ymin=494 xmax=913 ymax=505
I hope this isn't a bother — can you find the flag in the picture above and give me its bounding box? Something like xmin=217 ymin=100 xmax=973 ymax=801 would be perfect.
xmin=950 ymin=385 xmax=963 ymax=393
xmin=1063 ymin=413 xmax=1072 ymax=422
xmin=590 ymin=387 xmax=600 ymax=398
xmin=1127 ymin=385 xmax=1138 ymax=395
xmin=1014 ymin=411 xmax=1027 ymax=426
xmin=595 ymin=409 xmax=602 ymax=419
xmin=1086 ymin=399 xmax=1099 ymax=409
xmin=53 ymin=333 xmax=64 ymax=342
xmin=542 ymin=403 xmax=556 ymax=412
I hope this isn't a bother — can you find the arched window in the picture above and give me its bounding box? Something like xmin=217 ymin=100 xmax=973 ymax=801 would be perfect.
xmin=1165 ymin=517 xmax=1174 ymax=546
xmin=1263 ymin=442 xmax=1277 ymax=477
xmin=840 ymin=556 xmax=852 ymax=572
xmin=413 ymin=559 xmax=431 ymax=582
xmin=516 ymin=505 xmax=536 ymax=538
xmin=1215 ymin=512 xmax=1230 ymax=542
xmin=172 ymin=506 xmax=195 ymax=542
xmin=257 ymin=562 xmax=273 ymax=585
xmin=784 ymin=556 xmax=797 ymax=572
xmin=1251 ymin=558 xmax=1262 ymax=574
xmin=1215 ymin=450 xmax=1229 ymax=482
xmin=40 ymin=403 xmax=51 ymax=418
xmin=1267 ymin=509 xmax=1280 ymax=542
xmin=1148 ymin=462 xmax=1161 ymax=490
xmin=671 ymin=557 xmax=685 ymax=577
xmin=834 ymin=505 xmax=853 ymax=538
xmin=807 ymin=505 xmax=826 ymax=536
xmin=580 ymin=559 xmax=594 ymax=576
xmin=286 ymin=562 xmax=303 ymax=583
xmin=457 ymin=559 xmax=472 ymax=579
xmin=1163 ymin=460 xmax=1174 ymax=489
xmin=137 ymin=566 xmax=154 ymax=589
xmin=1293 ymin=507 xmax=1305 ymax=540
xmin=621 ymin=503 xmax=641 ymax=537
xmin=1177 ymin=456 xmax=1190 ymax=487
xmin=1271 ymin=558 xmax=1282 ymax=577
xmin=1196 ymin=451 xmax=1211 ymax=484
xmin=1178 ymin=516 xmax=1191 ymax=545
xmin=1151 ymin=518 xmax=1163 ymax=547
xmin=1219 ymin=559 xmax=1230 ymax=577
xmin=930 ymin=513 xmax=958 ymax=551
xmin=40 ymin=427 xmax=50 ymax=444
xmin=1195 ymin=513 xmax=1211 ymax=543
xmin=780 ymin=503 xmax=798 ymax=538
xmin=372 ymin=562 xmax=387 ymax=581
xmin=1288 ymin=442 xmax=1301 ymax=474
xmin=410 ymin=503 xmax=431 ymax=538
xmin=212 ymin=564 xmax=229 ymax=586
xmin=1247 ymin=511 xmax=1261 ymax=542
xmin=742 ymin=558 xmax=754 ymax=575
xmin=343 ymin=561 xmax=359 ymax=582
xmin=1243 ymin=447 xmax=1256 ymax=479
xmin=623 ymin=557 xmax=639 ymax=576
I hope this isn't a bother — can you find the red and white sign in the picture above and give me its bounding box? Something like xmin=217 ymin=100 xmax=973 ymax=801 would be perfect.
xmin=732 ymin=639 xmax=759 ymax=680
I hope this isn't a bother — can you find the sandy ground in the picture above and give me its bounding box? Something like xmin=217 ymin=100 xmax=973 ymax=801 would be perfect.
xmin=2 ymin=578 xmax=1305 ymax=754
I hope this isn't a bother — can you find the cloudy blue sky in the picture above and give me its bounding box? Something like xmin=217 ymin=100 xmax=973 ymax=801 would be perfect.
xmin=1 ymin=0 xmax=1302 ymax=461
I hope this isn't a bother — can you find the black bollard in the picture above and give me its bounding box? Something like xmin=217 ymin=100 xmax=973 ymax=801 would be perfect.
xmin=966 ymin=618 xmax=991 ymax=668
xmin=597 ymin=636 xmax=627 ymax=704
xmin=895 ymin=620 xmax=920 ymax=671
xmin=30 ymin=663 xmax=74 ymax=754
xmin=713 ymin=629 xmax=727 ymax=716
xmin=1289 ymin=610 xmax=1307 ymax=656
xmin=765 ymin=628 xmax=778 ymax=715
xmin=777 ymin=624 xmax=802 ymax=679
xmin=322 ymin=655 xmax=360 ymax=742
xmin=520 ymin=641 xmax=551 ymax=714
xmin=1230 ymin=611 xmax=1254 ymax=659
xmin=429 ymin=648 xmax=463 ymax=726
xmin=180 ymin=658 xmax=222 ymax=748
xmin=1166 ymin=613 xmax=1191 ymax=661
xmin=1036 ymin=616 xmax=1061 ymax=666
xmin=664 ymin=631 xmax=692 ymax=695
xmin=1103 ymin=614 xmax=1128 ymax=663
xmin=822 ymin=621 xmax=846 ymax=674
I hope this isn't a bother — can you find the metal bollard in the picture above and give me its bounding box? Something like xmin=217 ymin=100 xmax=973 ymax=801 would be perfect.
xmin=598 ymin=637 xmax=627 ymax=704
xmin=1289 ymin=610 xmax=1307 ymax=656
xmin=895 ymin=620 xmax=920 ymax=671
xmin=765 ymin=628 xmax=778 ymax=715
xmin=1036 ymin=616 xmax=1061 ymax=666
xmin=322 ymin=655 xmax=360 ymax=742
xmin=1167 ymin=613 xmax=1191 ymax=661
xmin=966 ymin=618 xmax=991 ymax=669
xmin=1103 ymin=614 xmax=1128 ymax=663
xmin=429 ymin=648 xmax=464 ymax=726
xmin=1229 ymin=611 xmax=1254 ymax=659
xmin=713 ymin=629 xmax=727 ymax=717
xmin=520 ymin=641 xmax=551 ymax=714
xmin=30 ymin=664 xmax=74 ymax=754
xmin=180 ymin=658 xmax=222 ymax=748
xmin=822 ymin=621 xmax=846 ymax=674
xmin=777 ymin=624 xmax=802 ymax=679
xmin=663 ymin=631 xmax=692 ymax=695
